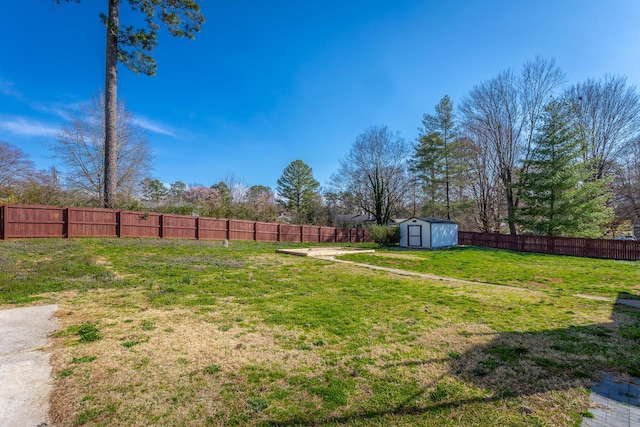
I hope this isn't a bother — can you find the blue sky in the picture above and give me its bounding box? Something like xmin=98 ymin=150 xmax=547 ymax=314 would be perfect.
xmin=1 ymin=1 xmax=640 ymax=191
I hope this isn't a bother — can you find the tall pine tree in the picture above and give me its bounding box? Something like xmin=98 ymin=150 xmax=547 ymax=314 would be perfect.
xmin=413 ymin=95 xmax=458 ymax=219
xmin=411 ymin=132 xmax=445 ymax=217
xmin=516 ymin=100 xmax=612 ymax=237
xmin=276 ymin=160 xmax=321 ymax=224
xmin=55 ymin=0 xmax=204 ymax=208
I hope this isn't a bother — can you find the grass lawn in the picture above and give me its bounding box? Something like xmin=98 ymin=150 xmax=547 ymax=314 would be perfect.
xmin=1 ymin=239 xmax=639 ymax=426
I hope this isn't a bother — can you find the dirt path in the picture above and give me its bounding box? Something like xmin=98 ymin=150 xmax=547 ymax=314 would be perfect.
xmin=318 ymin=256 xmax=533 ymax=291
xmin=0 ymin=305 xmax=58 ymax=427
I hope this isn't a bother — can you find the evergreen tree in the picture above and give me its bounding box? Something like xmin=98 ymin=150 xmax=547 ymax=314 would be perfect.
xmin=276 ymin=160 xmax=321 ymax=224
xmin=140 ymin=178 xmax=168 ymax=207
xmin=516 ymin=100 xmax=613 ymax=237
xmin=411 ymin=132 xmax=445 ymax=217
xmin=413 ymin=95 xmax=457 ymax=219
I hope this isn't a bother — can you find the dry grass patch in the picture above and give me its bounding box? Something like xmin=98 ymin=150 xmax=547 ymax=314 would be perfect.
xmin=49 ymin=288 xmax=335 ymax=426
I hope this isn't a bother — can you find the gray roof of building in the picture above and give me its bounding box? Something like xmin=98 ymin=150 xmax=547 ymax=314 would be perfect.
xmin=400 ymin=217 xmax=458 ymax=224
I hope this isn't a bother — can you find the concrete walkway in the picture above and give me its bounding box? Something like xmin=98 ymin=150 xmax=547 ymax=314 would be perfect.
xmin=0 ymin=305 xmax=58 ymax=427
xmin=583 ymin=373 xmax=640 ymax=427
xmin=317 ymin=256 xmax=532 ymax=290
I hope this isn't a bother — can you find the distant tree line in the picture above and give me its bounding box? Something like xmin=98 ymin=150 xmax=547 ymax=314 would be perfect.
xmin=2 ymin=56 xmax=640 ymax=237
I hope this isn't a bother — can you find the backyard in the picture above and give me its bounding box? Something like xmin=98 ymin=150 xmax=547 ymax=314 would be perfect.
xmin=1 ymin=239 xmax=639 ymax=426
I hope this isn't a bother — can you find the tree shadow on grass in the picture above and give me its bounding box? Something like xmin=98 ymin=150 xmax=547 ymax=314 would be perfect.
xmin=266 ymin=293 xmax=640 ymax=426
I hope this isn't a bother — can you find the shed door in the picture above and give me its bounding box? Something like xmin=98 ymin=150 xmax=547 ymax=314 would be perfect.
xmin=408 ymin=225 xmax=422 ymax=247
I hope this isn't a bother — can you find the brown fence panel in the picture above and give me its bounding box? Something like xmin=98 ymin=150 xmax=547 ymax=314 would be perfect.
xmin=163 ymin=214 xmax=198 ymax=240
xmin=302 ymin=226 xmax=320 ymax=243
xmin=553 ymin=237 xmax=583 ymax=257
xmin=229 ymin=220 xmax=255 ymax=241
xmin=589 ymin=238 xmax=640 ymax=261
xmin=199 ymin=218 xmax=228 ymax=240
xmin=256 ymin=222 xmax=278 ymax=242
xmin=459 ymin=231 xmax=640 ymax=261
xmin=120 ymin=211 xmax=161 ymax=238
xmin=336 ymin=228 xmax=351 ymax=243
xmin=68 ymin=207 xmax=118 ymax=238
xmin=279 ymin=224 xmax=302 ymax=242
xmin=520 ymin=235 xmax=547 ymax=254
xmin=320 ymin=227 xmax=336 ymax=243
xmin=2 ymin=204 xmax=65 ymax=238
xmin=350 ymin=228 xmax=369 ymax=243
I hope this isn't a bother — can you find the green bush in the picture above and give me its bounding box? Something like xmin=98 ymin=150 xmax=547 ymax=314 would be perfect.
xmin=78 ymin=322 xmax=102 ymax=343
xmin=370 ymin=225 xmax=401 ymax=247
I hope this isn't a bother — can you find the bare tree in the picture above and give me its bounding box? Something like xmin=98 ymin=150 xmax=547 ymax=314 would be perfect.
xmin=565 ymin=75 xmax=640 ymax=180
xmin=50 ymin=94 xmax=153 ymax=206
xmin=0 ymin=141 xmax=36 ymax=187
xmin=221 ymin=172 xmax=249 ymax=205
xmin=459 ymin=57 xmax=565 ymax=234
xmin=456 ymin=134 xmax=504 ymax=233
xmin=613 ymin=138 xmax=640 ymax=224
xmin=10 ymin=168 xmax=65 ymax=206
xmin=331 ymin=126 xmax=410 ymax=225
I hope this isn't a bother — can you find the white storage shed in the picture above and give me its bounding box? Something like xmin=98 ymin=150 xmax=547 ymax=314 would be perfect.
xmin=399 ymin=217 xmax=458 ymax=249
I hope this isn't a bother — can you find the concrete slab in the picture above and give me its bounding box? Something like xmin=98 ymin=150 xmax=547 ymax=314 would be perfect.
xmin=276 ymin=247 xmax=375 ymax=257
xmin=583 ymin=372 xmax=640 ymax=427
xmin=616 ymin=299 xmax=640 ymax=309
xmin=0 ymin=305 xmax=58 ymax=427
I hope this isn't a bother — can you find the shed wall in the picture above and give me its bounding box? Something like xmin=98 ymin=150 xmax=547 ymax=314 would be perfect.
xmin=400 ymin=219 xmax=432 ymax=248
xmin=431 ymin=223 xmax=458 ymax=247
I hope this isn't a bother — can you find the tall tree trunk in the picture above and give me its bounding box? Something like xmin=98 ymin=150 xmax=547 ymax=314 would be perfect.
xmin=444 ymin=140 xmax=451 ymax=220
xmin=104 ymin=0 xmax=119 ymax=208
xmin=505 ymin=186 xmax=517 ymax=235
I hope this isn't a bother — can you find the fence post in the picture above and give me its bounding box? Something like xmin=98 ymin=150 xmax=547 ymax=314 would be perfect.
xmin=226 ymin=219 xmax=231 ymax=240
xmin=116 ymin=211 xmax=121 ymax=238
xmin=254 ymin=221 xmax=258 ymax=242
xmin=0 ymin=205 xmax=5 ymax=240
xmin=64 ymin=207 xmax=70 ymax=238
xmin=277 ymin=224 xmax=281 ymax=242
xmin=159 ymin=214 xmax=164 ymax=239
xmin=300 ymin=225 xmax=304 ymax=243
xmin=584 ymin=238 xmax=591 ymax=258
xmin=195 ymin=217 xmax=200 ymax=240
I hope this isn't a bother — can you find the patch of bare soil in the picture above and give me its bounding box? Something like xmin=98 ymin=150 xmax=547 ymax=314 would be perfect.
xmin=527 ymin=281 xmax=552 ymax=289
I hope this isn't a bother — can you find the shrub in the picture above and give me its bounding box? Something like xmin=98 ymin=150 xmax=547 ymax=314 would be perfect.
xmin=370 ymin=225 xmax=401 ymax=247
xmin=78 ymin=322 xmax=102 ymax=343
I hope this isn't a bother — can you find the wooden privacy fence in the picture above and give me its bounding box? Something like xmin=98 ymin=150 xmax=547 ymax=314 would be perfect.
xmin=0 ymin=204 xmax=370 ymax=243
xmin=459 ymin=231 xmax=640 ymax=261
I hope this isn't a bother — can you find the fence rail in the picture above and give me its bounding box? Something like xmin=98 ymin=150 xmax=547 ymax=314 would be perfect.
xmin=0 ymin=204 xmax=370 ymax=243
xmin=458 ymin=231 xmax=640 ymax=261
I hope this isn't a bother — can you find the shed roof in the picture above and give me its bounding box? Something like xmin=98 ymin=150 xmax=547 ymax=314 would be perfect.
xmin=399 ymin=217 xmax=458 ymax=225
